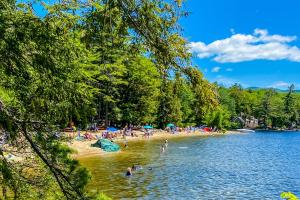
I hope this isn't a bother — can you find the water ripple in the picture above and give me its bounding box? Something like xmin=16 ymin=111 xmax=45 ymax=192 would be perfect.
xmin=80 ymin=132 xmax=300 ymax=199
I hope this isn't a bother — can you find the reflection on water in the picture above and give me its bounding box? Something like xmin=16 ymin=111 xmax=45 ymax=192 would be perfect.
xmin=79 ymin=132 xmax=300 ymax=199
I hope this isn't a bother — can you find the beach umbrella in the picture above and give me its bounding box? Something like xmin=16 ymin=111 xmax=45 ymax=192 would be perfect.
xmin=166 ymin=123 xmax=175 ymax=127
xmin=143 ymin=125 xmax=153 ymax=129
xmin=106 ymin=127 xmax=119 ymax=132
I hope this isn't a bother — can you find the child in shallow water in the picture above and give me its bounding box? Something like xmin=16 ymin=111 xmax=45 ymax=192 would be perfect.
xmin=164 ymin=139 xmax=168 ymax=148
xmin=125 ymin=167 xmax=132 ymax=176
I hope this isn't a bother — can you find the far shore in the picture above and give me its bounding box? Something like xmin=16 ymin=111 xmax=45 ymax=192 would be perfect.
xmin=68 ymin=130 xmax=245 ymax=158
xmin=254 ymin=128 xmax=300 ymax=132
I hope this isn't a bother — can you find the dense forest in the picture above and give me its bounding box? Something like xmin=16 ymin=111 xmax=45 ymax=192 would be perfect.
xmin=217 ymin=84 xmax=300 ymax=130
xmin=0 ymin=0 xmax=299 ymax=199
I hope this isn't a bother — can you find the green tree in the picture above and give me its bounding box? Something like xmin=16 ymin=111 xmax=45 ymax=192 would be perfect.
xmin=204 ymin=107 xmax=231 ymax=132
xmin=218 ymin=86 xmax=236 ymax=118
xmin=176 ymin=76 xmax=196 ymax=126
xmin=283 ymin=84 xmax=298 ymax=128
xmin=0 ymin=1 xmax=92 ymax=199
xmin=119 ymin=56 xmax=161 ymax=125
xmin=259 ymin=89 xmax=276 ymax=128
xmin=157 ymin=79 xmax=182 ymax=128
xmin=184 ymin=67 xmax=218 ymax=124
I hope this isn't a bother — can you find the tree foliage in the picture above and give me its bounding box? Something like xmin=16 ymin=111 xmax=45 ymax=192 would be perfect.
xmin=0 ymin=0 xmax=219 ymax=199
xmin=217 ymin=84 xmax=300 ymax=129
xmin=281 ymin=192 xmax=299 ymax=200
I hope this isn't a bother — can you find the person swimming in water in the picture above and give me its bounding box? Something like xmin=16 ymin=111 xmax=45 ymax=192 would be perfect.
xmin=132 ymin=164 xmax=143 ymax=171
xmin=126 ymin=167 xmax=132 ymax=176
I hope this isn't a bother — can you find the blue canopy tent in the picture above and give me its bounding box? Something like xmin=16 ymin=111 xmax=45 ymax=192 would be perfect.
xmin=106 ymin=127 xmax=119 ymax=132
xmin=143 ymin=125 xmax=153 ymax=129
xmin=166 ymin=123 xmax=175 ymax=127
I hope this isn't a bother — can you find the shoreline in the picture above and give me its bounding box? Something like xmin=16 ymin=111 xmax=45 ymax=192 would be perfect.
xmin=254 ymin=129 xmax=300 ymax=132
xmin=68 ymin=130 xmax=245 ymax=158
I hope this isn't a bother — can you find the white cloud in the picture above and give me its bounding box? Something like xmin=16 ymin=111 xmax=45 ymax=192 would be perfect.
xmin=269 ymin=81 xmax=291 ymax=89
xmin=188 ymin=29 xmax=300 ymax=63
xmin=212 ymin=66 xmax=221 ymax=72
xmin=226 ymin=68 xmax=233 ymax=72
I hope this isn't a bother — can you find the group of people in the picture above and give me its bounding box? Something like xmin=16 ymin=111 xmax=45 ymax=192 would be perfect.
xmin=102 ymin=131 xmax=121 ymax=140
xmin=122 ymin=126 xmax=139 ymax=138
xmin=165 ymin=126 xmax=198 ymax=134
xmin=143 ymin=129 xmax=153 ymax=139
xmin=83 ymin=131 xmax=97 ymax=140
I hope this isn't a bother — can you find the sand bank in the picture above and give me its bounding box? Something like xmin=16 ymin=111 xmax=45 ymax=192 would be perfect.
xmin=68 ymin=130 xmax=245 ymax=158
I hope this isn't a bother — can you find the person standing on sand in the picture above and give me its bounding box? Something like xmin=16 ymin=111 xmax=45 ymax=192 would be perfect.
xmin=146 ymin=129 xmax=150 ymax=139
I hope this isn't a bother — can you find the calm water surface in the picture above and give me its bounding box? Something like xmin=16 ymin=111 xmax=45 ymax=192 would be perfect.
xmin=79 ymin=132 xmax=300 ymax=199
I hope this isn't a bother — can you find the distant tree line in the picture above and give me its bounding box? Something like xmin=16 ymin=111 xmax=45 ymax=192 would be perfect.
xmin=217 ymin=84 xmax=300 ymax=130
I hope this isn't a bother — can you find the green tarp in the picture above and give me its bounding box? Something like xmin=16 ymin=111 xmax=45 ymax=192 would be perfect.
xmin=93 ymin=139 xmax=120 ymax=152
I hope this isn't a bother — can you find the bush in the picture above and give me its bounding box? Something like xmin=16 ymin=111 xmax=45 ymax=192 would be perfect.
xmin=281 ymin=192 xmax=298 ymax=200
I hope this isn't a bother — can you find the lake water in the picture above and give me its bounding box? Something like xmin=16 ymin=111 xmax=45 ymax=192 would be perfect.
xmin=79 ymin=132 xmax=300 ymax=199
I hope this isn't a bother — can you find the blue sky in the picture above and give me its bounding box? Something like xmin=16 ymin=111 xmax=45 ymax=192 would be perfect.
xmin=181 ymin=0 xmax=300 ymax=89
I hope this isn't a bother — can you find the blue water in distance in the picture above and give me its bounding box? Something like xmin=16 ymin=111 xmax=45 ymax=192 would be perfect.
xmin=80 ymin=132 xmax=300 ymax=199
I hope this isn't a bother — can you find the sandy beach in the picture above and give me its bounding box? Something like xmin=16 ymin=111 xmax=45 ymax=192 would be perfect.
xmin=68 ymin=130 xmax=244 ymax=158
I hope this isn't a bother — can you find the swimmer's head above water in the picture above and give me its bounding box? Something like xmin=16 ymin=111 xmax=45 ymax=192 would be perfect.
xmin=126 ymin=167 xmax=132 ymax=176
